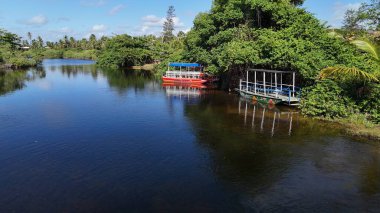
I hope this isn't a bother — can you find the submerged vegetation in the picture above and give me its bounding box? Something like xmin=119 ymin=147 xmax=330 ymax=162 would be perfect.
xmin=1 ymin=0 xmax=380 ymax=139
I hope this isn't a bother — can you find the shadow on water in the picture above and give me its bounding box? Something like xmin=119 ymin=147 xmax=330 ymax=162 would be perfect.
xmin=183 ymin=94 xmax=380 ymax=211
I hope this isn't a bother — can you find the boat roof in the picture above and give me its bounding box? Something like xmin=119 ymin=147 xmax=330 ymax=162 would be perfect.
xmin=248 ymin=69 xmax=295 ymax=74
xmin=169 ymin=62 xmax=201 ymax=67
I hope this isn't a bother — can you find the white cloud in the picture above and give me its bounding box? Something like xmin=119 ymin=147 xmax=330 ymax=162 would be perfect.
xmin=91 ymin=24 xmax=107 ymax=32
xmin=183 ymin=28 xmax=191 ymax=33
xmin=85 ymin=24 xmax=109 ymax=38
xmin=23 ymin=15 xmax=48 ymax=26
xmin=331 ymin=2 xmax=361 ymax=27
xmin=133 ymin=15 xmax=185 ymax=36
xmin=48 ymin=27 xmax=79 ymax=40
xmin=80 ymin=0 xmax=106 ymax=7
xmin=109 ymin=4 xmax=125 ymax=15
xmin=57 ymin=27 xmax=73 ymax=34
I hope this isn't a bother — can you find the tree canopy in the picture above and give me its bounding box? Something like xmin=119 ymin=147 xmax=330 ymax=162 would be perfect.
xmin=97 ymin=35 xmax=153 ymax=68
xmin=184 ymin=0 xmax=378 ymax=84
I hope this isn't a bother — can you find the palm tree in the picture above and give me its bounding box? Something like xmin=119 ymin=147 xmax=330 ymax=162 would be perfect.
xmin=320 ymin=39 xmax=379 ymax=82
xmin=27 ymin=32 xmax=32 ymax=44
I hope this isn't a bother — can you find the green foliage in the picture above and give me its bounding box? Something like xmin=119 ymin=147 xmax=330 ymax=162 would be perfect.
xmin=320 ymin=66 xmax=379 ymax=82
xmin=63 ymin=49 xmax=99 ymax=60
xmin=163 ymin=6 xmax=176 ymax=42
xmin=351 ymin=39 xmax=380 ymax=62
xmin=0 ymin=29 xmax=21 ymax=50
xmin=361 ymin=84 xmax=380 ymax=123
xmin=42 ymin=49 xmax=64 ymax=59
xmin=7 ymin=57 xmax=37 ymax=68
xmin=97 ymin=35 xmax=153 ymax=68
xmin=300 ymin=80 xmax=355 ymax=119
xmin=183 ymin=0 xmax=376 ymax=84
xmin=343 ymin=0 xmax=380 ymax=31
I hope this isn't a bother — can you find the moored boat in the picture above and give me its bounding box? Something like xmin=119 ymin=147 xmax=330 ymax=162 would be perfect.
xmin=162 ymin=62 xmax=214 ymax=84
xmin=236 ymin=69 xmax=301 ymax=106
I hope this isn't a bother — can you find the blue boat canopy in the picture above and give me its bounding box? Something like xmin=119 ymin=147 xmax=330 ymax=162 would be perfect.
xmin=169 ymin=62 xmax=201 ymax=67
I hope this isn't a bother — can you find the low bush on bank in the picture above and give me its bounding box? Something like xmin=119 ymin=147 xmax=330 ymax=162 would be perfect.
xmin=300 ymin=79 xmax=356 ymax=119
xmin=360 ymin=84 xmax=380 ymax=124
xmin=63 ymin=49 xmax=98 ymax=60
xmin=42 ymin=49 xmax=64 ymax=59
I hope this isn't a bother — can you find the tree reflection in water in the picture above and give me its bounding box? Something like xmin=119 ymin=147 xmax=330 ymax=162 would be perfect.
xmin=183 ymin=94 xmax=380 ymax=211
xmin=0 ymin=67 xmax=46 ymax=96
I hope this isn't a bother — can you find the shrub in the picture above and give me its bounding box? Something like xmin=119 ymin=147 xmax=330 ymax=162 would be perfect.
xmin=360 ymin=84 xmax=380 ymax=123
xmin=42 ymin=49 xmax=64 ymax=59
xmin=300 ymin=79 xmax=355 ymax=118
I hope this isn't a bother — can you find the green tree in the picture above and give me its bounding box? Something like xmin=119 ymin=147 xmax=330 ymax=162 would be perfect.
xmin=89 ymin=34 xmax=97 ymax=49
xmin=69 ymin=37 xmax=76 ymax=48
xmin=184 ymin=0 xmax=373 ymax=84
xmin=343 ymin=0 xmax=380 ymax=31
xmin=163 ymin=6 xmax=175 ymax=42
xmin=0 ymin=29 xmax=21 ymax=50
xmin=97 ymin=34 xmax=152 ymax=68
xmin=27 ymin=32 xmax=32 ymax=44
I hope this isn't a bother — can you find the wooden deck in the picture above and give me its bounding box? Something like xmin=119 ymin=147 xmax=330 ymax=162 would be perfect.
xmin=238 ymin=89 xmax=300 ymax=106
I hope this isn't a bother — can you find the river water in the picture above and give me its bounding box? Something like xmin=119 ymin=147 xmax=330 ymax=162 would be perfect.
xmin=0 ymin=59 xmax=379 ymax=212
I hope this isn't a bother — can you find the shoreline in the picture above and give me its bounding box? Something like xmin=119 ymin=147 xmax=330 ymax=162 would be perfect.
xmin=2 ymin=59 xmax=380 ymax=142
xmin=313 ymin=117 xmax=380 ymax=142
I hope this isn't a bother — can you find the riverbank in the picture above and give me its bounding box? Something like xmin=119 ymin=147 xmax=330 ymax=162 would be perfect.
xmin=316 ymin=114 xmax=380 ymax=141
xmin=340 ymin=121 xmax=380 ymax=141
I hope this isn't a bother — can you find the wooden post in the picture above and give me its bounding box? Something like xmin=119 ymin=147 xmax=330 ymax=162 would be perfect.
xmin=244 ymin=102 xmax=248 ymax=125
xmin=280 ymin=73 xmax=283 ymax=90
xmin=254 ymin=70 xmax=257 ymax=94
xmin=263 ymin=72 xmax=266 ymax=95
xmin=289 ymin=112 xmax=293 ymax=136
xmin=240 ymin=79 xmax=242 ymax=91
xmin=275 ymin=73 xmax=278 ymax=98
xmin=271 ymin=73 xmax=273 ymax=91
xmin=261 ymin=108 xmax=266 ymax=132
xmin=238 ymin=100 xmax=241 ymax=114
xmin=272 ymin=112 xmax=277 ymax=136
xmin=246 ymin=70 xmax=249 ymax=92
xmin=252 ymin=105 xmax=256 ymax=128
xmin=292 ymin=72 xmax=295 ymax=97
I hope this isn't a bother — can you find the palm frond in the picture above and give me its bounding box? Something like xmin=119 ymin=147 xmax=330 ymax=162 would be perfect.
xmin=320 ymin=66 xmax=379 ymax=82
xmin=351 ymin=39 xmax=380 ymax=61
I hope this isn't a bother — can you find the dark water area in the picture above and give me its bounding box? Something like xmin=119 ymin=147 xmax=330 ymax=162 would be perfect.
xmin=0 ymin=59 xmax=379 ymax=212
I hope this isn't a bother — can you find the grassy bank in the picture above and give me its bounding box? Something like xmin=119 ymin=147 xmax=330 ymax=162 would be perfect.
xmin=338 ymin=116 xmax=380 ymax=141
xmin=313 ymin=114 xmax=380 ymax=141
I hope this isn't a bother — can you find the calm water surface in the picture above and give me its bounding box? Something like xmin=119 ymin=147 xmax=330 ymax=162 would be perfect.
xmin=0 ymin=59 xmax=379 ymax=212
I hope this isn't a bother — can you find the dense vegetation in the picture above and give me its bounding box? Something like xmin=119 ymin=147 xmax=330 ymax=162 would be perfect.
xmin=181 ymin=0 xmax=380 ymax=127
xmin=0 ymin=29 xmax=41 ymax=68
xmin=1 ymin=0 xmax=380 ymax=134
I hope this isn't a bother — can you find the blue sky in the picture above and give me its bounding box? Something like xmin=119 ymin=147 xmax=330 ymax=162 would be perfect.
xmin=0 ymin=0 xmax=367 ymax=41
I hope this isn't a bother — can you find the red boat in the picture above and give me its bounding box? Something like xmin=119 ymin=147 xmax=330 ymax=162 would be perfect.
xmin=162 ymin=62 xmax=213 ymax=84
xmin=162 ymin=82 xmax=207 ymax=89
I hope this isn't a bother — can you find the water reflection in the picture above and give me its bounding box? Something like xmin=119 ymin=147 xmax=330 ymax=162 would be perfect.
xmin=183 ymin=95 xmax=380 ymax=211
xmin=103 ymin=69 xmax=155 ymax=95
xmin=238 ymin=99 xmax=300 ymax=136
xmin=0 ymin=67 xmax=45 ymax=96
xmin=0 ymin=59 xmax=380 ymax=212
